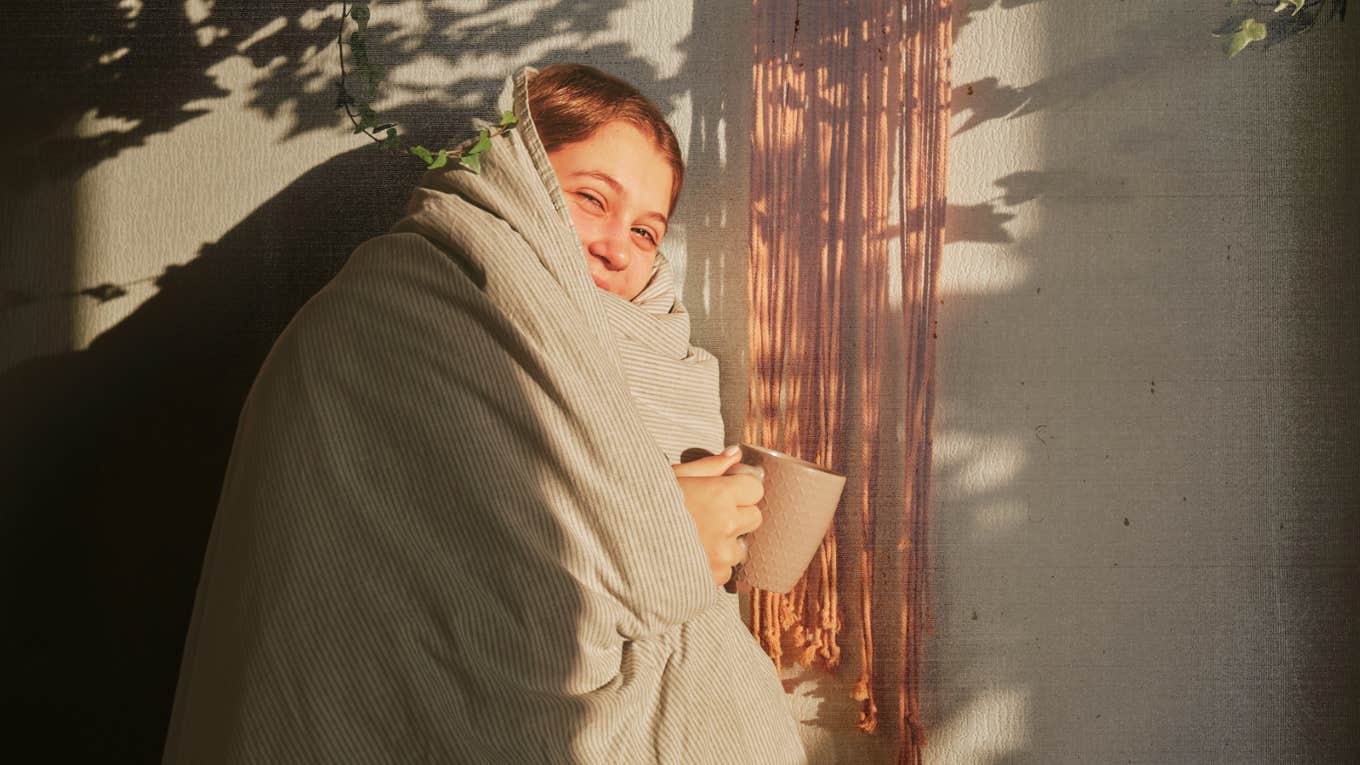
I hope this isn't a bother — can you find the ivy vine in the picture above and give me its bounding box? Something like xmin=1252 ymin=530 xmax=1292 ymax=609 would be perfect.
xmin=333 ymin=1 xmax=516 ymax=172
xmin=1217 ymin=0 xmax=1347 ymax=58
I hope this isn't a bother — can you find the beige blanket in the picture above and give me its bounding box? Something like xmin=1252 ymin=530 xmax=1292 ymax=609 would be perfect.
xmin=597 ymin=251 xmax=725 ymax=465
xmin=162 ymin=67 xmax=805 ymax=763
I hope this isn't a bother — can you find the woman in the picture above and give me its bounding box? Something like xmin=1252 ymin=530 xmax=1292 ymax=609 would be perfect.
xmin=531 ymin=63 xmax=761 ymax=589
xmin=162 ymin=64 xmax=806 ymax=763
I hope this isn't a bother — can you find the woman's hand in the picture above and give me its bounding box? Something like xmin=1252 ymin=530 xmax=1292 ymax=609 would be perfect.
xmin=671 ymin=447 xmax=764 ymax=587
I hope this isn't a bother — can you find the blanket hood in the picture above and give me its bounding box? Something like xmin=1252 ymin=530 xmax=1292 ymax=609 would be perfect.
xmin=392 ymin=65 xmax=725 ymax=463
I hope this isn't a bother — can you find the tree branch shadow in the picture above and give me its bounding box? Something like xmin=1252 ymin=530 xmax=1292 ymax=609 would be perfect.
xmin=1 ymin=3 xmax=693 ymax=758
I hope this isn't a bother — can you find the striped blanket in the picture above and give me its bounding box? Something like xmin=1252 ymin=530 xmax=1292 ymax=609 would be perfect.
xmin=162 ymin=67 xmax=805 ymax=763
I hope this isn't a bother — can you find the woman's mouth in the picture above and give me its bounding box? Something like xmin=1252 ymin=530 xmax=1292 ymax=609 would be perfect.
xmin=591 ymin=273 xmax=610 ymax=290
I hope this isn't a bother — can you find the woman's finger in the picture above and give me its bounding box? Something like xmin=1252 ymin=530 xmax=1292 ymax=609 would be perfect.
xmin=718 ymin=535 xmax=748 ymax=569
xmin=723 ymin=473 xmax=765 ymax=506
xmin=671 ymin=447 xmax=742 ymax=478
xmin=731 ymin=504 xmax=764 ymax=537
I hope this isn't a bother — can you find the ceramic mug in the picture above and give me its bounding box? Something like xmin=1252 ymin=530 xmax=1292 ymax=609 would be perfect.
xmin=725 ymin=444 xmax=846 ymax=594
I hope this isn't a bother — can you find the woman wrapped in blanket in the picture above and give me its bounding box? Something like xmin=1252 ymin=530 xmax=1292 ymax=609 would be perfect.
xmin=162 ymin=64 xmax=807 ymax=763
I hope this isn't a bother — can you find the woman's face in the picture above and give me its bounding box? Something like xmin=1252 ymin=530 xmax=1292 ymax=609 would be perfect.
xmin=546 ymin=121 xmax=674 ymax=301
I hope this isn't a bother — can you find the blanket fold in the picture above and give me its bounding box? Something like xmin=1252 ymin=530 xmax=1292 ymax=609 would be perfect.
xmin=162 ymin=66 xmax=804 ymax=764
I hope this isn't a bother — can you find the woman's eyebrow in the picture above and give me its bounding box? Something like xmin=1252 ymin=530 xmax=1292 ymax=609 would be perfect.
xmin=642 ymin=210 xmax=668 ymax=233
xmin=569 ymin=170 xmax=668 ymax=231
xmin=570 ymin=170 xmax=624 ymax=193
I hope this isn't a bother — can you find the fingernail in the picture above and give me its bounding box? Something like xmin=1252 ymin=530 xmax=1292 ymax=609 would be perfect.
xmin=722 ymin=444 xmax=741 ymax=456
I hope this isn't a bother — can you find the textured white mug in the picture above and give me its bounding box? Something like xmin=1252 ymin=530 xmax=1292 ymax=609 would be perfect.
xmin=726 ymin=444 xmax=846 ymax=594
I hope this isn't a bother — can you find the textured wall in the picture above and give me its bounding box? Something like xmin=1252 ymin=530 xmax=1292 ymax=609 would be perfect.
xmin=931 ymin=1 xmax=1358 ymax=762
xmin=2 ymin=1 xmax=1355 ymax=763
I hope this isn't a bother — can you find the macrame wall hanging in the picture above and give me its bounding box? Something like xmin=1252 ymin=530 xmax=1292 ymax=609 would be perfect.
xmin=745 ymin=2 xmax=951 ymax=763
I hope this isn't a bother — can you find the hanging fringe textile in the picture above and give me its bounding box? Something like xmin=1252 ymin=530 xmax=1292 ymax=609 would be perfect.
xmin=746 ymin=2 xmax=951 ymax=762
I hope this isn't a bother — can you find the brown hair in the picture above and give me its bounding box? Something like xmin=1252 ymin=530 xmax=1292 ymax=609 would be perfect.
xmin=526 ymin=63 xmax=684 ymax=216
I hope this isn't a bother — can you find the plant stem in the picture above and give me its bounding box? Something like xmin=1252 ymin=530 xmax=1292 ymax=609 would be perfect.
xmin=338 ymin=1 xmax=381 ymax=145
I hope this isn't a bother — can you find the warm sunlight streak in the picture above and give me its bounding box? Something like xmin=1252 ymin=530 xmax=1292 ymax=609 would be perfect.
xmin=938 ymin=241 xmax=1031 ymax=296
xmin=297 ymin=7 xmax=334 ymax=32
xmin=184 ymin=0 xmax=214 ymax=26
xmin=195 ymin=26 xmax=229 ymax=48
xmin=931 ymin=687 xmax=1031 ymax=763
xmin=933 ymin=427 xmax=1030 ymax=503
xmin=74 ymin=108 xmax=142 ymax=138
xmin=236 ymin=17 xmax=288 ymax=54
xmin=98 ymin=47 xmax=131 ymax=66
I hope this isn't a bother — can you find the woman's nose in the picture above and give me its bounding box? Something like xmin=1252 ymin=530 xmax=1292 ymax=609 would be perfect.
xmin=587 ymin=229 xmax=631 ymax=270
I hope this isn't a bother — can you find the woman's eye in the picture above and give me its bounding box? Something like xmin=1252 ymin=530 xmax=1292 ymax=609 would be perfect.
xmin=632 ymin=227 xmax=657 ymax=245
xmin=578 ymin=192 xmax=604 ymax=209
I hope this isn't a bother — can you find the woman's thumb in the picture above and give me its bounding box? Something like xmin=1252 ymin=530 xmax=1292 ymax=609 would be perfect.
xmin=672 ymin=445 xmax=743 ymax=477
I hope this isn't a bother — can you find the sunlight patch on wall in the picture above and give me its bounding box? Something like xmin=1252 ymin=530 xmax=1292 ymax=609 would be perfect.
xmin=236 ymin=17 xmax=288 ymax=54
xmin=933 ymin=426 xmax=1030 ymax=504
xmin=74 ymin=108 xmax=143 ymax=139
xmin=937 ymin=2 xmax=1054 ymax=300
xmin=929 ymin=686 xmax=1032 ymax=763
xmin=99 ymin=47 xmax=131 ymax=66
xmin=430 ymin=0 xmax=492 ymax=12
xmin=184 ymin=0 xmax=214 ymax=26
xmin=601 ymin=0 xmax=689 ymax=79
xmin=195 ymin=26 xmax=230 ymax=48
xmin=443 ymin=0 xmax=555 ymax=34
xmin=938 ymin=242 xmax=1031 ymax=296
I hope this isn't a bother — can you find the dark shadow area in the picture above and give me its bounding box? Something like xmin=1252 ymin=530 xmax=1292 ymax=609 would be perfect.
xmin=0 ymin=144 xmax=423 ymax=761
xmin=946 ymin=202 xmax=1017 ymax=244
xmin=2 ymin=3 xmax=323 ymax=189
xmin=1 ymin=2 xmax=703 ymax=759
xmin=1212 ymin=0 xmax=1348 ymax=52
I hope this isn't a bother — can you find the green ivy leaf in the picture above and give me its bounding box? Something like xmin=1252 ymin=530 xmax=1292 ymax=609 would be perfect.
xmin=428 ymin=149 xmax=449 ymax=169
xmin=380 ymin=127 xmax=401 ymax=150
xmin=459 ymin=153 xmax=481 ymax=173
xmin=499 ymin=110 xmax=518 ymax=128
xmin=351 ymin=4 xmax=370 ymax=25
xmin=469 ymin=129 xmax=492 ymax=154
xmin=1225 ymin=18 xmax=1268 ymax=58
xmin=352 ymin=106 xmax=378 ymax=133
xmin=410 ymin=145 xmax=433 ymax=164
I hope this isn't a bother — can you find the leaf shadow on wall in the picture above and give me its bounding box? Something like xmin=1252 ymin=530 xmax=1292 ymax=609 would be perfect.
xmin=0 ymin=1 xmax=682 ymax=761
